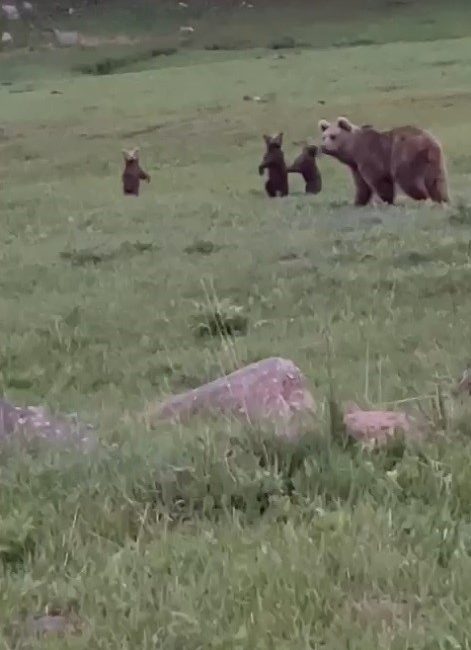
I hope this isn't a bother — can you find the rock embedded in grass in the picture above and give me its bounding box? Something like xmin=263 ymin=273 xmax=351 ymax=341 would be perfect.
xmin=0 ymin=399 xmax=96 ymax=451
xmin=343 ymin=401 xmax=424 ymax=449
xmin=1 ymin=4 xmax=19 ymax=20
xmin=147 ymin=357 xmax=316 ymax=441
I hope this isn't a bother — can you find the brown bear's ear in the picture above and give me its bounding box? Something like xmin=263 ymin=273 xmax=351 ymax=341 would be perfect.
xmin=337 ymin=116 xmax=354 ymax=132
xmin=263 ymin=134 xmax=271 ymax=145
xmin=318 ymin=119 xmax=330 ymax=132
xmin=122 ymin=149 xmax=131 ymax=160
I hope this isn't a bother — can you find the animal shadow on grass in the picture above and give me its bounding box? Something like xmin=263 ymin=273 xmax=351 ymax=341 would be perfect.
xmin=449 ymin=202 xmax=471 ymax=226
xmin=75 ymin=47 xmax=176 ymax=76
xmin=190 ymin=299 xmax=248 ymax=338
xmin=184 ymin=239 xmax=222 ymax=255
xmin=60 ymin=241 xmax=156 ymax=266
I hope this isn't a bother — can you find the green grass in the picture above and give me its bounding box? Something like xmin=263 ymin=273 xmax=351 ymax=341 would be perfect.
xmin=2 ymin=1 xmax=471 ymax=647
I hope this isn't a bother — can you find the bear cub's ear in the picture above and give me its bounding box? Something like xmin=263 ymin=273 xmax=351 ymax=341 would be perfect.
xmin=272 ymin=132 xmax=283 ymax=146
xmin=337 ymin=117 xmax=354 ymax=132
xmin=264 ymin=133 xmax=283 ymax=147
xmin=318 ymin=119 xmax=330 ymax=132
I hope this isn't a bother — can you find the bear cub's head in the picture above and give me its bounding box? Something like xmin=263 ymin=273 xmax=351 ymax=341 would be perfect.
xmin=122 ymin=148 xmax=140 ymax=164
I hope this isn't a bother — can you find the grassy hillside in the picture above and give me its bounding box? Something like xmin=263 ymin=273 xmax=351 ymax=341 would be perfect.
xmin=1 ymin=1 xmax=471 ymax=647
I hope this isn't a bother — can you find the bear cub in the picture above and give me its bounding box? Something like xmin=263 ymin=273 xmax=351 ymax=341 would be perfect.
xmin=122 ymin=148 xmax=151 ymax=196
xmin=287 ymin=144 xmax=322 ymax=194
xmin=258 ymin=133 xmax=289 ymax=198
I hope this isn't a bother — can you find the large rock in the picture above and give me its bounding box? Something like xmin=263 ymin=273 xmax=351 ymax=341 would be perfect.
xmin=0 ymin=399 xmax=95 ymax=451
xmin=148 ymin=357 xmax=316 ymax=440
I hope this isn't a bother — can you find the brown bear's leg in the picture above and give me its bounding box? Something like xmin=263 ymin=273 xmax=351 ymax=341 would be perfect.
xmin=305 ymin=182 xmax=316 ymax=194
xmin=398 ymin=179 xmax=428 ymax=202
xmin=373 ymin=176 xmax=395 ymax=205
xmin=265 ymin=180 xmax=277 ymax=198
xmin=424 ymin=174 xmax=450 ymax=204
xmin=352 ymin=168 xmax=372 ymax=206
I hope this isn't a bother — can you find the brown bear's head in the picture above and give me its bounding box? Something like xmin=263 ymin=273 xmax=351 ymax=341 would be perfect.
xmin=318 ymin=117 xmax=359 ymax=164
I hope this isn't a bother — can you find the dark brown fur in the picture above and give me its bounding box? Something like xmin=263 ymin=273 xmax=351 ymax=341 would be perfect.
xmin=258 ymin=133 xmax=289 ymax=198
xmin=287 ymin=144 xmax=322 ymax=194
xmin=122 ymin=149 xmax=150 ymax=197
xmin=319 ymin=117 xmax=449 ymax=206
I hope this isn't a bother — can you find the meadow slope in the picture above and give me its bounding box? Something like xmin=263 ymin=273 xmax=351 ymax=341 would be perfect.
xmin=1 ymin=2 xmax=471 ymax=647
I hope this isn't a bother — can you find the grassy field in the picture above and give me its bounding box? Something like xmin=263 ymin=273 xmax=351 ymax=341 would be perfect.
xmin=2 ymin=0 xmax=471 ymax=647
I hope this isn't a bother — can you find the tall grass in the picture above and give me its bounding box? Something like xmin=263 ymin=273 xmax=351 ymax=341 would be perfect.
xmin=1 ymin=0 xmax=471 ymax=645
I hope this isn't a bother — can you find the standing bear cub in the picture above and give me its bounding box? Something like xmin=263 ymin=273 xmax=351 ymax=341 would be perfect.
xmin=318 ymin=117 xmax=449 ymax=206
xmin=258 ymin=133 xmax=289 ymax=198
xmin=122 ymin=148 xmax=151 ymax=197
xmin=287 ymin=144 xmax=322 ymax=194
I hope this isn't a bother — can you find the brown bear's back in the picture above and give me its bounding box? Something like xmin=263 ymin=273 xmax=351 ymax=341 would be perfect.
xmin=352 ymin=128 xmax=393 ymax=173
xmin=389 ymin=126 xmax=444 ymax=168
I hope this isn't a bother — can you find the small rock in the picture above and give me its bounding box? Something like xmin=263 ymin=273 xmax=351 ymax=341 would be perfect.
xmin=68 ymin=6 xmax=74 ymax=14
xmin=1 ymin=3 xmax=19 ymax=19
xmin=147 ymin=357 xmax=316 ymax=441
xmin=1 ymin=31 xmax=13 ymax=43
xmin=52 ymin=28 xmax=81 ymax=47
xmin=343 ymin=402 xmax=423 ymax=449
xmin=179 ymin=25 xmax=194 ymax=34
xmin=178 ymin=1 xmax=188 ymax=6
xmin=0 ymin=398 xmax=96 ymax=451
xmin=24 ymin=613 xmax=83 ymax=638
xmin=453 ymin=367 xmax=471 ymax=396
xmin=22 ymin=0 xmax=33 ymax=11
xmin=28 ymin=615 xmax=68 ymax=637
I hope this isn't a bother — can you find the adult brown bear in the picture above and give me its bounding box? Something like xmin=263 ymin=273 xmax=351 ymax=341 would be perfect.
xmin=318 ymin=116 xmax=449 ymax=206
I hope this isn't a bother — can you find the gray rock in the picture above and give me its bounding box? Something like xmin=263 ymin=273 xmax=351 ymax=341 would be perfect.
xmin=23 ymin=613 xmax=83 ymax=638
xmin=0 ymin=398 xmax=96 ymax=451
xmin=1 ymin=3 xmax=19 ymax=19
xmin=148 ymin=357 xmax=316 ymax=441
xmin=52 ymin=28 xmax=81 ymax=47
